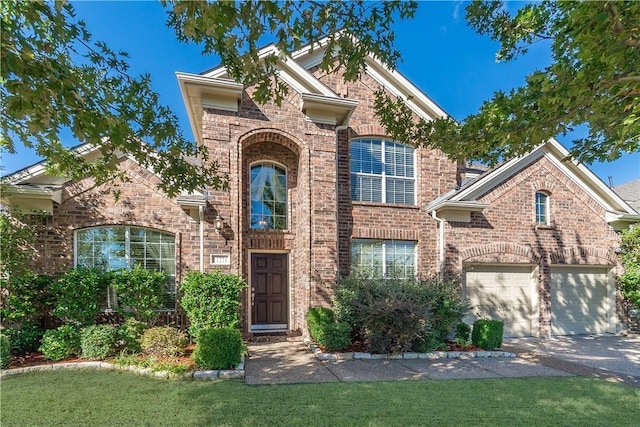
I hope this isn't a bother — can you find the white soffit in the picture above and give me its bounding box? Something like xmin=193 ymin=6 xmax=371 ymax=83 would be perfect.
xmin=176 ymin=72 xmax=244 ymax=145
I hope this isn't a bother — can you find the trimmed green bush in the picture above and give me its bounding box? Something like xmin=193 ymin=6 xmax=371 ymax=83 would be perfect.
xmin=323 ymin=322 xmax=351 ymax=351
xmin=111 ymin=266 xmax=167 ymax=321
xmin=140 ymin=327 xmax=188 ymax=358
xmin=39 ymin=325 xmax=81 ymax=361
xmin=118 ymin=318 xmax=148 ymax=352
xmin=81 ymin=325 xmax=118 ymax=359
xmin=455 ymin=322 xmax=471 ymax=343
xmin=52 ymin=268 xmax=110 ymax=326
xmin=471 ymin=319 xmax=504 ymax=350
xmin=4 ymin=322 xmax=45 ymax=355
xmin=307 ymin=307 xmax=335 ymax=342
xmin=192 ymin=327 xmax=243 ymax=370
xmin=307 ymin=307 xmax=351 ymax=351
xmin=0 ymin=273 xmax=54 ymax=324
xmin=1 ymin=333 xmax=11 ymax=369
xmin=180 ymin=271 xmax=247 ymax=339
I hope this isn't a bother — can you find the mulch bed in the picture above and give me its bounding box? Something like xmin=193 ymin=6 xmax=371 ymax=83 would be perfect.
xmin=8 ymin=344 xmax=198 ymax=370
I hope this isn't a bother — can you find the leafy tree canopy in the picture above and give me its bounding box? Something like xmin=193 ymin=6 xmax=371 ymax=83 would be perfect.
xmin=1 ymin=0 xmax=225 ymax=196
xmin=2 ymin=0 xmax=637 ymax=194
xmin=376 ymin=0 xmax=640 ymax=165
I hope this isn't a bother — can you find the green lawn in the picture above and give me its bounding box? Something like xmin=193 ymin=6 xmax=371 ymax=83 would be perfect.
xmin=1 ymin=371 xmax=638 ymax=426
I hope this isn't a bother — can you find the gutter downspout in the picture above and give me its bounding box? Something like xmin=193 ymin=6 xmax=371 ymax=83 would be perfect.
xmin=431 ymin=210 xmax=445 ymax=279
xmin=199 ymin=205 xmax=205 ymax=272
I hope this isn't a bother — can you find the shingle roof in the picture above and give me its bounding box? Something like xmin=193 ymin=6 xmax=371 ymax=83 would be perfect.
xmin=613 ymin=179 xmax=640 ymax=212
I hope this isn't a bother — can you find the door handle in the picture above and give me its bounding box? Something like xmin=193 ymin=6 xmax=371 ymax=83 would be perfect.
xmin=251 ymin=287 xmax=255 ymax=306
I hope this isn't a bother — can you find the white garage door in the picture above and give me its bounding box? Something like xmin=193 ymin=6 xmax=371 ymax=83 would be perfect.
xmin=551 ymin=266 xmax=612 ymax=335
xmin=464 ymin=265 xmax=536 ymax=337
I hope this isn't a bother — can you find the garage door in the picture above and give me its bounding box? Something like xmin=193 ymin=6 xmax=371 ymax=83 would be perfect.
xmin=464 ymin=265 xmax=536 ymax=337
xmin=551 ymin=266 xmax=612 ymax=335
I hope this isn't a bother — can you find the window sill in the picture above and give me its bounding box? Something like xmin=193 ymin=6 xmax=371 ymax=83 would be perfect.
xmin=352 ymin=201 xmax=420 ymax=210
xmin=534 ymin=224 xmax=555 ymax=230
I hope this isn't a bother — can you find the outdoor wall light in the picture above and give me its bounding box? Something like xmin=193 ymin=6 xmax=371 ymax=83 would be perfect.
xmin=214 ymin=214 xmax=225 ymax=233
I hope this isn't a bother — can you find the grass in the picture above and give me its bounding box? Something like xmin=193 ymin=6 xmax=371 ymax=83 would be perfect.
xmin=1 ymin=371 xmax=638 ymax=426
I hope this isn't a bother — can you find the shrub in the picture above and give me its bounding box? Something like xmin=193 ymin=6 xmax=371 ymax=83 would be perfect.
xmin=307 ymin=307 xmax=335 ymax=342
xmin=618 ymin=224 xmax=640 ymax=309
xmin=192 ymin=327 xmax=243 ymax=370
xmin=323 ymin=322 xmax=351 ymax=351
xmin=455 ymin=322 xmax=472 ymax=343
xmin=0 ymin=273 xmax=55 ymax=324
xmin=140 ymin=326 xmax=188 ymax=358
xmin=180 ymin=271 xmax=247 ymax=339
xmin=1 ymin=333 xmax=11 ymax=369
xmin=118 ymin=318 xmax=148 ymax=352
xmin=111 ymin=266 xmax=167 ymax=322
xmin=3 ymin=321 xmax=45 ymax=355
xmin=471 ymin=319 xmax=504 ymax=350
xmin=307 ymin=307 xmax=350 ymax=351
xmin=52 ymin=268 xmax=110 ymax=326
xmin=39 ymin=325 xmax=81 ymax=361
xmin=334 ymin=274 xmax=469 ymax=354
xmin=80 ymin=325 xmax=118 ymax=359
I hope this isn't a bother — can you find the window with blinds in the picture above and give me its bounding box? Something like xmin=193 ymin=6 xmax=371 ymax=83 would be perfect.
xmin=350 ymin=138 xmax=415 ymax=205
xmin=351 ymin=239 xmax=416 ymax=278
xmin=75 ymin=226 xmax=176 ymax=310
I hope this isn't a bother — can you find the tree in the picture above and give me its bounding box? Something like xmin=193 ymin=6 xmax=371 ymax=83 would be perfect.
xmin=2 ymin=0 xmax=417 ymax=193
xmin=618 ymin=225 xmax=640 ymax=309
xmin=1 ymin=1 xmax=225 ymax=196
xmin=165 ymin=0 xmax=417 ymax=104
xmin=375 ymin=1 xmax=640 ymax=165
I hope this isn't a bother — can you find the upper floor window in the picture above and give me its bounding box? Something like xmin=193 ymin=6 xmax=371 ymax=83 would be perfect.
xmin=250 ymin=162 xmax=287 ymax=230
xmin=350 ymin=138 xmax=415 ymax=205
xmin=535 ymin=192 xmax=550 ymax=225
xmin=75 ymin=226 xmax=176 ymax=310
xmin=351 ymin=239 xmax=416 ymax=278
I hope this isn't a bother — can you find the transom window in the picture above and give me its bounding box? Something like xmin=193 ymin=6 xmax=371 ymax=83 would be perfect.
xmin=351 ymin=239 xmax=416 ymax=278
xmin=535 ymin=192 xmax=550 ymax=225
xmin=250 ymin=162 xmax=287 ymax=230
xmin=75 ymin=227 xmax=176 ymax=310
xmin=350 ymin=138 xmax=415 ymax=205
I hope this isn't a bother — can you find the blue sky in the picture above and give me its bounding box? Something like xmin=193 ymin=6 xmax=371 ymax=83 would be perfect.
xmin=2 ymin=1 xmax=638 ymax=187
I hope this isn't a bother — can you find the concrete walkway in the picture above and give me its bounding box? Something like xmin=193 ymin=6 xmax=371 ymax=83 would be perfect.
xmin=245 ymin=335 xmax=640 ymax=387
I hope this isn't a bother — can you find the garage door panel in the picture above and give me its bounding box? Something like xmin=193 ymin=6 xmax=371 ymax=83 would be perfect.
xmin=551 ymin=267 xmax=611 ymax=336
xmin=465 ymin=265 xmax=535 ymax=338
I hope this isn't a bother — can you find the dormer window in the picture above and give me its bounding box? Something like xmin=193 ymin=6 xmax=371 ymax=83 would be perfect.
xmin=535 ymin=191 xmax=550 ymax=225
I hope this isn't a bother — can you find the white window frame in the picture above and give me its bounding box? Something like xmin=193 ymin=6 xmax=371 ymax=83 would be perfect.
xmin=350 ymin=138 xmax=416 ymax=205
xmin=249 ymin=161 xmax=288 ymax=231
xmin=351 ymin=239 xmax=417 ymax=278
xmin=74 ymin=226 xmax=176 ymax=311
xmin=535 ymin=191 xmax=550 ymax=225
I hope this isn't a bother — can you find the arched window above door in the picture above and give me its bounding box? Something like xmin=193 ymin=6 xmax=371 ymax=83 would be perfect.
xmin=250 ymin=162 xmax=287 ymax=230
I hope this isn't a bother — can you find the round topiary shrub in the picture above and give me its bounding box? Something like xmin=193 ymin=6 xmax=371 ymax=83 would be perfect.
xmin=81 ymin=325 xmax=118 ymax=359
xmin=39 ymin=325 xmax=81 ymax=361
xmin=118 ymin=318 xmax=149 ymax=353
xmin=140 ymin=326 xmax=188 ymax=358
xmin=192 ymin=327 xmax=243 ymax=370
xmin=1 ymin=333 xmax=12 ymax=369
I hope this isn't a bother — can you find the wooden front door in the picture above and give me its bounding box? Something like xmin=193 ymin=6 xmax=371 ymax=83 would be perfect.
xmin=251 ymin=253 xmax=288 ymax=329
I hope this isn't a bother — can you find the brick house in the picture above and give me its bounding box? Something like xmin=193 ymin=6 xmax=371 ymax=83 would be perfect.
xmin=4 ymin=41 xmax=639 ymax=338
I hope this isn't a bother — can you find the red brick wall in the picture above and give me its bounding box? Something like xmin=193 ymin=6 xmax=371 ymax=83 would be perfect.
xmin=447 ymin=156 xmax=622 ymax=336
xmin=30 ymin=159 xmax=200 ymax=278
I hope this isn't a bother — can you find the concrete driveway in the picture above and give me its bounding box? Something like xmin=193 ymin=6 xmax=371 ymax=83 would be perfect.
xmin=503 ymin=334 xmax=640 ymax=388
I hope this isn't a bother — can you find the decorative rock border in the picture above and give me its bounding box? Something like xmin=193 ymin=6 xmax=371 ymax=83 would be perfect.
xmin=303 ymin=338 xmax=516 ymax=361
xmin=0 ymin=357 xmax=245 ymax=381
